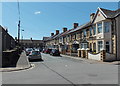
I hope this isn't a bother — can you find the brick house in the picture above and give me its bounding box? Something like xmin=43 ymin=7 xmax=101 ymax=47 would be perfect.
xmin=44 ymin=7 xmax=120 ymax=60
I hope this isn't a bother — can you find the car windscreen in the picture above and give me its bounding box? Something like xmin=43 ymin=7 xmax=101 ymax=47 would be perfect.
xmin=52 ymin=49 xmax=59 ymax=53
xmin=31 ymin=51 xmax=40 ymax=55
xmin=26 ymin=48 xmax=33 ymax=51
xmin=28 ymin=49 xmax=32 ymax=51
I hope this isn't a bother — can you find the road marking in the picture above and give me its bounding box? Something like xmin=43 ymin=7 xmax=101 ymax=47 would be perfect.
xmin=41 ymin=63 xmax=77 ymax=86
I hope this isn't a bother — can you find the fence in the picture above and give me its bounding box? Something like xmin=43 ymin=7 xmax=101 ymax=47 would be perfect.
xmin=88 ymin=52 xmax=101 ymax=61
xmin=78 ymin=49 xmax=117 ymax=61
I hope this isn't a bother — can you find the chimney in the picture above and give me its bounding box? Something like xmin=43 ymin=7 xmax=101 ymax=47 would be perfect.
xmin=63 ymin=27 xmax=67 ymax=32
xmin=15 ymin=37 xmax=17 ymax=41
xmin=56 ymin=30 xmax=59 ymax=35
xmin=51 ymin=33 xmax=54 ymax=36
xmin=30 ymin=38 xmax=32 ymax=41
xmin=73 ymin=23 xmax=79 ymax=28
xmin=90 ymin=13 xmax=95 ymax=22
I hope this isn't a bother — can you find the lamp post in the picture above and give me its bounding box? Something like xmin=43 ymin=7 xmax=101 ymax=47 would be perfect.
xmin=18 ymin=20 xmax=20 ymax=45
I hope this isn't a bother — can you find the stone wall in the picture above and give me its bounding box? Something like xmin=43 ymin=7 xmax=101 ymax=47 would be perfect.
xmin=2 ymin=47 xmax=22 ymax=67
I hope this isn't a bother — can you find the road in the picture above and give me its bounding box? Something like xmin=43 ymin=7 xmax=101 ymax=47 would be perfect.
xmin=2 ymin=53 xmax=119 ymax=85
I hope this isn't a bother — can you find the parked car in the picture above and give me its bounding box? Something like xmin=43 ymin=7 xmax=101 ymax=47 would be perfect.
xmin=50 ymin=49 xmax=60 ymax=56
xmin=45 ymin=48 xmax=52 ymax=54
xmin=27 ymin=50 xmax=42 ymax=61
xmin=25 ymin=48 xmax=33 ymax=56
xmin=42 ymin=49 xmax=46 ymax=53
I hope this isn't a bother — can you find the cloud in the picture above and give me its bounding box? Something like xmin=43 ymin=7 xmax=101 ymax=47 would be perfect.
xmin=34 ymin=11 xmax=41 ymax=15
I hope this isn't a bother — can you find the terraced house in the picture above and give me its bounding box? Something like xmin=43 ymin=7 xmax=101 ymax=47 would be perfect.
xmin=44 ymin=7 xmax=120 ymax=61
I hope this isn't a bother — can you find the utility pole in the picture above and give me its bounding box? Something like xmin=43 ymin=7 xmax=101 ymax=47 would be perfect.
xmin=18 ymin=20 xmax=20 ymax=45
xmin=17 ymin=0 xmax=20 ymax=45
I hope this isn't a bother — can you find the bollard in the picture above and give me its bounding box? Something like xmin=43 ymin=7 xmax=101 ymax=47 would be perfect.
xmin=100 ymin=50 xmax=106 ymax=61
xmin=85 ymin=48 xmax=90 ymax=59
xmin=77 ymin=48 xmax=81 ymax=57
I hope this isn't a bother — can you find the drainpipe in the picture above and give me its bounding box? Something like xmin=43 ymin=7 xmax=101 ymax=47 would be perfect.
xmin=115 ymin=18 xmax=118 ymax=60
xmin=113 ymin=18 xmax=117 ymax=60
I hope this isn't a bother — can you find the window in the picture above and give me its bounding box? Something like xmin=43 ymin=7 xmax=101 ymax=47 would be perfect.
xmin=80 ymin=31 xmax=82 ymax=38
xmin=89 ymin=43 xmax=92 ymax=52
xmin=98 ymin=41 xmax=103 ymax=52
xmin=97 ymin=23 xmax=102 ymax=33
xmin=106 ymin=41 xmax=110 ymax=53
xmin=81 ymin=43 xmax=83 ymax=48
xmin=93 ymin=26 xmax=96 ymax=35
xmin=86 ymin=29 xmax=89 ymax=37
xmin=81 ymin=43 xmax=87 ymax=49
xmin=90 ymin=28 xmax=92 ymax=36
xmin=83 ymin=30 xmax=86 ymax=37
xmin=72 ymin=44 xmax=79 ymax=53
xmin=104 ymin=22 xmax=110 ymax=33
xmin=84 ymin=43 xmax=87 ymax=49
xmin=93 ymin=43 xmax=96 ymax=52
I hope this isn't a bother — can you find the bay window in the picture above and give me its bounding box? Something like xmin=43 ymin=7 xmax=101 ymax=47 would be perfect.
xmin=97 ymin=23 xmax=102 ymax=33
xmin=106 ymin=41 xmax=110 ymax=53
xmin=81 ymin=43 xmax=87 ymax=49
xmin=83 ymin=30 xmax=86 ymax=37
xmin=93 ymin=25 xmax=96 ymax=35
xmin=98 ymin=41 xmax=103 ymax=52
xmin=104 ymin=22 xmax=110 ymax=33
xmin=90 ymin=28 xmax=92 ymax=36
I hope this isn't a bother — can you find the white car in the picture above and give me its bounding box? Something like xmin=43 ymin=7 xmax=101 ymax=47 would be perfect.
xmin=27 ymin=50 xmax=42 ymax=61
xmin=25 ymin=48 xmax=33 ymax=56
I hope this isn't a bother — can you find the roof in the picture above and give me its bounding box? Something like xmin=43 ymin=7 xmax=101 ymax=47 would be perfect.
xmin=53 ymin=32 xmax=63 ymax=39
xmin=99 ymin=7 xmax=120 ymax=18
xmin=43 ymin=37 xmax=49 ymax=41
xmin=51 ymin=22 xmax=91 ymax=38
xmin=21 ymin=39 xmax=43 ymax=43
xmin=60 ymin=28 xmax=74 ymax=37
xmin=46 ymin=34 xmax=58 ymax=41
xmin=67 ymin=22 xmax=91 ymax=34
xmin=92 ymin=7 xmax=120 ymax=23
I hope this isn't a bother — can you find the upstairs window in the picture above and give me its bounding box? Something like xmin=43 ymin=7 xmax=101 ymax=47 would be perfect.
xmin=104 ymin=22 xmax=110 ymax=33
xmin=97 ymin=23 xmax=102 ymax=33
xmin=93 ymin=25 xmax=96 ymax=35
xmin=83 ymin=30 xmax=86 ymax=37
xmin=90 ymin=28 xmax=92 ymax=36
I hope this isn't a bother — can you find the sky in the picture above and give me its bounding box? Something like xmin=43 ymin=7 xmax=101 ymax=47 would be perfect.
xmin=1 ymin=2 xmax=119 ymax=40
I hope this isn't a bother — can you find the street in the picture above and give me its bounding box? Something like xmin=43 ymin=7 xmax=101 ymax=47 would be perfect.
xmin=2 ymin=53 xmax=118 ymax=84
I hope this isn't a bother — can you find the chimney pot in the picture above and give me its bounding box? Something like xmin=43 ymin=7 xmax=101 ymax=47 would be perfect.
xmin=51 ymin=33 xmax=54 ymax=36
xmin=63 ymin=27 xmax=67 ymax=32
xmin=73 ymin=23 xmax=79 ymax=28
xmin=31 ymin=38 xmax=32 ymax=40
xmin=56 ymin=30 xmax=59 ymax=35
xmin=90 ymin=13 xmax=95 ymax=22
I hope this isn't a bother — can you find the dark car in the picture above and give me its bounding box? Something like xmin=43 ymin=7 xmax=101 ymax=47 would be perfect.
xmin=45 ymin=49 xmax=52 ymax=54
xmin=50 ymin=49 xmax=60 ymax=56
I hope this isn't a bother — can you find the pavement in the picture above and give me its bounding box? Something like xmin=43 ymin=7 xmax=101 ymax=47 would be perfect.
xmin=61 ymin=54 xmax=120 ymax=65
xmin=0 ymin=53 xmax=119 ymax=72
xmin=0 ymin=65 xmax=32 ymax=72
